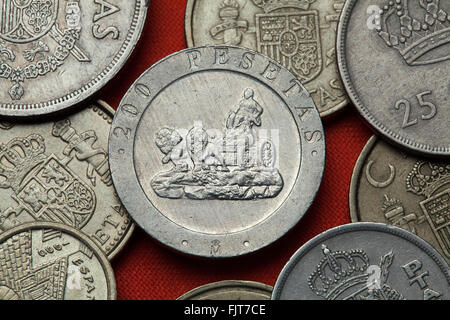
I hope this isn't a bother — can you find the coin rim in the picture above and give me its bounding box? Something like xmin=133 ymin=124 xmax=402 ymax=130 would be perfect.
xmin=0 ymin=0 xmax=149 ymax=117
xmin=176 ymin=280 xmax=273 ymax=300
xmin=95 ymin=100 xmax=135 ymax=260
xmin=336 ymin=0 xmax=450 ymax=156
xmin=184 ymin=0 xmax=348 ymax=118
xmin=0 ymin=221 xmax=117 ymax=300
xmin=272 ymin=222 xmax=450 ymax=300
xmin=348 ymin=135 xmax=377 ymax=224
xmin=108 ymin=45 xmax=326 ymax=258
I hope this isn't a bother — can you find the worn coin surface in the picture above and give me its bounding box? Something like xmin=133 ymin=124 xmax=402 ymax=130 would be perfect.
xmin=0 ymin=101 xmax=134 ymax=259
xmin=185 ymin=0 xmax=348 ymax=117
xmin=272 ymin=223 xmax=450 ymax=300
xmin=350 ymin=135 xmax=450 ymax=265
xmin=0 ymin=222 xmax=116 ymax=300
xmin=177 ymin=280 xmax=272 ymax=300
xmin=109 ymin=45 xmax=325 ymax=258
xmin=0 ymin=0 xmax=148 ymax=116
xmin=337 ymin=0 xmax=450 ymax=156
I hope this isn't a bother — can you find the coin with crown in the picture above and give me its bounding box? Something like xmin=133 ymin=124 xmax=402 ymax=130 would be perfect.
xmin=337 ymin=0 xmax=450 ymax=156
xmin=272 ymin=222 xmax=449 ymax=300
xmin=0 ymin=101 xmax=134 ymax=259
xmin=185 ymin=0 xmax=348 ymax=117
xmin=350 ymin=135 xmax=450 ymax=265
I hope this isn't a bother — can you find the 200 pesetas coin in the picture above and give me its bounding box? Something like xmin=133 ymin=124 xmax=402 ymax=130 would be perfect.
xmin=186 ymin=0 xmax=348 ymax=117
xmin=0 ymin=0 xmax=148 ymax=116
xmin=109 ymin=45 xmax=325 ymax=258
xmin=337 ymin=0 xmax=450 ymax=156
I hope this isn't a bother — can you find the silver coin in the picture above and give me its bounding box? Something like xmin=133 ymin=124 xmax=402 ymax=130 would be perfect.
xmin=185 ymin=0 xmax=348 ymax=117
xmin=177 ymin=280 xmax=272 ymax=300
xmin=0 ymin=221 xmax=116 ymax=300
xmin=350 ymin=135 xmax=450 ymax=265
xmin=0 ymin=0 xmax=148 ymax=116
xmin=272 ymin=222 xmax=450 ymax=300
xmin=109 ymin=45 xmax=325 ymax=258
xmin=337 ymin=0 xmax=450 ymax=156
xmin=0 ymin=101 xmax=134 ymax=259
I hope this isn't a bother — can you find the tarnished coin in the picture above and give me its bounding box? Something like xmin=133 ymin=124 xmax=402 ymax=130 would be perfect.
xmin=177 ymin=280 xmax=272 ymax=300
xmin=0 ymin=222 xmax=116 ymax=300
xmin=0 ymin=101 xmax=134 ymax=259
xmin=350 ymin=135 xmax=450 ymax=265
xmin=0 ymin=0 xmax=148 ymax=116
xmin=109 ymin=45 xmax=325 ymax=258
xmin=337 ymin=0 xmax=450 ymax=156
xmin=272 ymin=223 xmax=450 ymax=300
xmin=185 ymin=0 xmax=348 ymax=117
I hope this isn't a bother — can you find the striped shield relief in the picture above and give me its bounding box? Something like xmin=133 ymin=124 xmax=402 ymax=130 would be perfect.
xmin=256 ymin=10 xmax=323 ymax=84
xmin=16 ymin=154 xmax=96 ymax=229
xmin=0 ymin=0 xmax=59 ymax=43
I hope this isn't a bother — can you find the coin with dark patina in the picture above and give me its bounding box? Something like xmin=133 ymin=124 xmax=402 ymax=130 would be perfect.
xmin=0 ymin=101 xmax=134 ymax=259
xmin=272 ymin=223 xmax=450 ymax=300
xmin=0 ymin=222 xmax=116 ymax=300
xmin=177 ymin=280 xmax=272 ymax=300
xmin=109 ymin=45 xmax=325 ymax=258
xmin=337 ymin=0 xmax=450 ymax=156
xmin=350 ymin=135 xmax=450 ymax=265
xmin=0 ymin=0 xmax=148 ymax=116
xmin=185 ymin=0 xmax=348 ymax=117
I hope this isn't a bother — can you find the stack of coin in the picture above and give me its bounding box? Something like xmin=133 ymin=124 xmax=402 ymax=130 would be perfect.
xmin=0 ymin=0 xmax=448 ymax=301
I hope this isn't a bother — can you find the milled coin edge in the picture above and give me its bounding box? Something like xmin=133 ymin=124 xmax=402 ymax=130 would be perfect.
xmin=0 ymin=221 xmax=117 ymax=300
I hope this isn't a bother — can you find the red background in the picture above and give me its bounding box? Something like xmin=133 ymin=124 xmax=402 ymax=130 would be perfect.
xmin=98 ymin=0 xmax=373 ymax=300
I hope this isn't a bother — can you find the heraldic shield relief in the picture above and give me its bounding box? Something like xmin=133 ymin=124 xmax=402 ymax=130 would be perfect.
xmin=255 ymin=4 xmax=322 ymax=83
xmin=0 ymin=0 xmax=59 ymax=43
xmin=0 ymin=133 xmax=96 ymax=231
xmin=0 ymin=0 xmax=90 ymax=100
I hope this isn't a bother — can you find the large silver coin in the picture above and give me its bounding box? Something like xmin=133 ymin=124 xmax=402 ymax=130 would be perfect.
xmin=109 ymin=45 xmax=325 ymax=258
xmin=337 ymin=0 xmax=450 ymax=156
xmin=185 ymin=0 xmax=348 ymax=117
xmin=0 ymin=0 xmax=148 ymax=116
xmin=177 ymin=280 xmax=272 ymax=300
xmin=0 ymin=222 xmax=116 ymax=300
xmin=272 ymin=223 xmax=450 ymax=300
xmin=0 ymin=101 xmax=134 ymax=259
xmin=350 ymin=135 xmax=450 ymax=265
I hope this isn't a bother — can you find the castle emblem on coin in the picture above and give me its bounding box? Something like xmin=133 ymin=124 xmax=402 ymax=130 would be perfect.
xmin=308 ymin=244 xmax=404 ymax=300
xmin=0 ymin=0 xmax=90 ymax=100
xmin=375 ymin=0 xmax=450 ymax=66
xmin=152 ymin=88 xmax=283 ymax=200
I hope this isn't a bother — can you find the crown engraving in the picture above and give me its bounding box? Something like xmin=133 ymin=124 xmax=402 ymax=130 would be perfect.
xmin=308 ymin=245 xmax=404 ymax=300
xmin=406 ymin=161 xmax=450 ymax=197
xmin=0 ymin=134 xmax=46 ymax=193
xmin=252 ymin=0 xmax=316 ymax=13
xmin=376 ymin=0 xmax=450 ymax=65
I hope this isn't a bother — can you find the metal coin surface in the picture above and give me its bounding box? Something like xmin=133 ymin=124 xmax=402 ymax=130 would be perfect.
xmin=272 ymin=223 xmax=450 ymax=300
xmin=0 ymin=0 xmax=148 ymax=116
xmin=177 ymin=280 xmax=272 ymax=300
xmin=350 ymin=135 xmax=450 ymax=265
xmin=0 ymin=222 xmax=116 ymax=300
xmin=337 ymin=0 xmax=450 ymax=156
xmin=185 ymin=0 xmax=348 ymax=117
xmin=0 ymin=101 xmax=134 ymax=259
xmin=109 ymin=45 xmax=325 ymax=258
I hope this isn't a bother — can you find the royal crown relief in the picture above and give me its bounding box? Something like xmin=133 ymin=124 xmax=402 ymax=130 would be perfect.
xmin=0 ymin=0 xmax=122 ymax=101
xmin=208 ymin=0 xmax=346 ymax=108
xmin=152 ymin=88 xmax=283 ymax=201
xmin=0 ymin=119 xmax=112 ymax=233
xmin=366 ymin=159 xmax=450 ymax=259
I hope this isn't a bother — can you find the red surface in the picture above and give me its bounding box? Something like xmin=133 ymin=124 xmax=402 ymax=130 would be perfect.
xmin=98 ymin=0 xmax=373 ymax=300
